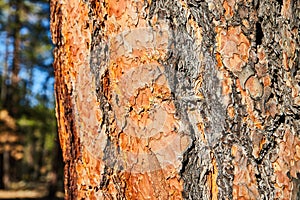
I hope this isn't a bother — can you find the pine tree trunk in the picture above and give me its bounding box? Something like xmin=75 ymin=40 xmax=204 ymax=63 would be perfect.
xmin=8 ymin=0 xmax=22 ymax=116
xmin=0 ymin=35 xmax=9 ymax=104
xmin=50 ymin=0 xmax=300 ymax=199
xmin=3 ymin=147 xmax=10 ymax=189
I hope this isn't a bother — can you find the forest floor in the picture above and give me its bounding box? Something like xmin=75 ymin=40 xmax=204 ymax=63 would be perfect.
xmin=0 ymin=189 xmax=64 ymax=199
xmin=0 ymin=180 xmax=64 ymax=199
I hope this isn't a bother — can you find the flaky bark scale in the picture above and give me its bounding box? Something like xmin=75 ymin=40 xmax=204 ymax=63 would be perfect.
xmin=50 ymin=0 xmax=300 ymax=199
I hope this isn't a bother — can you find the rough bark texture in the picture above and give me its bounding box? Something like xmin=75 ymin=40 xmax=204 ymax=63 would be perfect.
xmin=50 ymin=0 xmax=299 ymax=199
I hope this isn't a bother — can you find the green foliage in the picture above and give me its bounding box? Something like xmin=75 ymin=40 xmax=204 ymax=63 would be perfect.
xmin=16 ymin=99 xmax=58 ymax=180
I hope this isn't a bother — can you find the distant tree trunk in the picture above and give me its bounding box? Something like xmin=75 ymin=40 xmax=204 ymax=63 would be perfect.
xmin=11 ymin=19 xmax=21 ymax=88
xmin=3 ymin=147 xmax=10 ymax=189
xmin=50 ymin=0 xmax=299 ymax=199
xmin=0 ymin=154 xmax=3 ymax=189
xmin=48 ymin=139 xmax=61 ymax=198
xmin=7 ymin=0 xmax=22 ymax=116
xmin=0 ymin=35 xmax=9 ymax=106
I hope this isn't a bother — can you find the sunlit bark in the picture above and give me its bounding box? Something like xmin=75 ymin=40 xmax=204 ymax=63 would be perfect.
xmin=51 ymin=0 xmax=300 ymax=199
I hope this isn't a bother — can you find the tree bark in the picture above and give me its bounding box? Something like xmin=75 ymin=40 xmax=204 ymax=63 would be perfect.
xmin=50 ymin=0 xmax=300 ymax=199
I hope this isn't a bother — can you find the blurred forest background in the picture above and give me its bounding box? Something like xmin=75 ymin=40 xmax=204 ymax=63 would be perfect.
xmin=0 ymin=0 xmax=64 ymax=199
